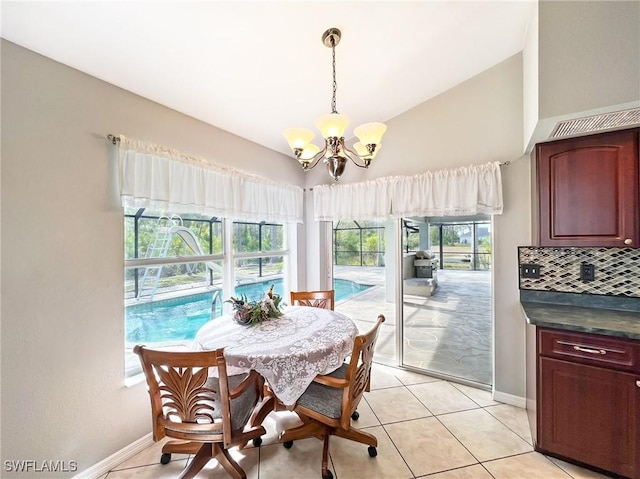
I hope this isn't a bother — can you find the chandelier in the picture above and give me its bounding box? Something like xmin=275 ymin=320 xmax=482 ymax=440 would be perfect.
xmin=283 ymin=28 xmax=387 ymax=181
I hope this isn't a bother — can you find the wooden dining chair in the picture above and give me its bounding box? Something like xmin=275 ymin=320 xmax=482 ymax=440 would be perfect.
xmin=134 ymin=346 xmax=265 ymax=479
xmin=279 ymin=314 xmax=386 ymax=479
xmin=290 ymin=289 xmax=335 ymax=310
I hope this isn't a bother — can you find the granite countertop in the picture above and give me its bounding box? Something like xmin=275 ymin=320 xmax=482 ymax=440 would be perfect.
xmin=520 ymin=290 xmax=640 ymax=341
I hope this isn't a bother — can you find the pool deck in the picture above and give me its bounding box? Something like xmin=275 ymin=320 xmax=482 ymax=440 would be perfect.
xmin=334 ymin=265 xmax=492 ymax=387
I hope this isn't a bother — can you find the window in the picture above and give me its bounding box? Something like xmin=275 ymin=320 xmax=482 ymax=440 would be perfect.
xmin=233 ymin=221 xmax=286 ymax=300
xmin=124 ymin=209 xmax=289 ymax=379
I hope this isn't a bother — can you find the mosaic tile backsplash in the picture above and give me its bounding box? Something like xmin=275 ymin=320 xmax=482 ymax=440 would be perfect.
xmin=518 ymin=247 xmax=640 ymax=298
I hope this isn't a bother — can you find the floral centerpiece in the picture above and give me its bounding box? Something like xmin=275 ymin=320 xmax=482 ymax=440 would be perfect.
xmin=226 ymin=285 xmax=284 ymax=326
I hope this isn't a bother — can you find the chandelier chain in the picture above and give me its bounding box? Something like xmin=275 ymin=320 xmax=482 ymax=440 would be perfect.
xmin=331 ymin=38 xmax=338 ymax=114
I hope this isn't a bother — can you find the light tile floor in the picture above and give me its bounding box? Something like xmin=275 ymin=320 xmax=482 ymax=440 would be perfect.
xmin=100 ymin=364 xmax=609 ymax=479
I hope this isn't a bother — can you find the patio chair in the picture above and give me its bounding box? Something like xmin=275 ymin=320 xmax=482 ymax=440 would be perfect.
xmin=279 ymin=314 xmax=386 ymax=479
xmin=134 ymin=346 xmax=265 ymax=479
xmin=290 ymin=289 xmax=335 ymax=310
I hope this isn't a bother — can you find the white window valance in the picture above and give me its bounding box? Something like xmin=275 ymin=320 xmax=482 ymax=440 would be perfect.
xmin=313 ymin=161 xmax=503 ymax=221
xmin=118 ymin=135 xmax=303 ymax=223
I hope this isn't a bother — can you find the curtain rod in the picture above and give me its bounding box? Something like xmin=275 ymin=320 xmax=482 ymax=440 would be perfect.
xmin=108 ymin=134 xmax=512 ymax=167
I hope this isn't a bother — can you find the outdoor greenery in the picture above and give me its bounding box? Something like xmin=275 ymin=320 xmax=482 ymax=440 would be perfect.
xmin=430 ymin=224 xmax=469 ymax=246
xmin=124 ymin=209 xmax=285 ymax=298
xmin=338 ymin=219 xmax=493 ymax=271
xmin=124 ymin=211 xmax=221 ymax=261
xmin=429 ymin=223 xmax=492 ymax=270
xmin=233 ymin=222 xmax=283 ymax=252
xmin=125 ymin=211 xmax=494 ymax=298
xmin=333 ymin=220 xmax=385 ymax=266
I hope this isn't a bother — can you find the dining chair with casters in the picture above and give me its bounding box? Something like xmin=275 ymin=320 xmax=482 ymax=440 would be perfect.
xmin=134 ymin=346 xmax=266 ymax=479
xmin=279 ymin=314 xmax=386 ymax=479
xmin=290 ymin=289 xmax=335 ymax=310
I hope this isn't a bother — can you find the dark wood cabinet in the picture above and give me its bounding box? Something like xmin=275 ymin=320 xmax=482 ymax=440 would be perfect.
xmin=537 ymin=328 xmax=640 ymax=478
xmin=537 ymin=129 xmax=639 ymax=247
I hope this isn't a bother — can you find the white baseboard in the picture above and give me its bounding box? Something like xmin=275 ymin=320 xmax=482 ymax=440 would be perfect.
xmin=73 ymin=433 xmax=153 ymax=479
xmin=493 ymin=390 xmax=526 ymax=408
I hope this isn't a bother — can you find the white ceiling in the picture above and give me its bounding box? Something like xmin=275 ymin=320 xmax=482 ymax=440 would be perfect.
xmin=1 ymin=1 xmax=535 ymax=156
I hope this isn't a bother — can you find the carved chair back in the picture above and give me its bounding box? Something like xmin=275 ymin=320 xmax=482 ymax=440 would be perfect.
xmin=290 ymin=290 xmax=335 ymax=310
xmin=134 ymin=346 xmax=256 ymax=447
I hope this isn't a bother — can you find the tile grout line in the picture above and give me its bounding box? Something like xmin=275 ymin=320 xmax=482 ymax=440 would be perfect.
xmin=396 ymin=378 xmax=495 ymax=479
xmin=364 ymin=386 xmax=418 ymax=478
xmin=442 ymin=381 xmax=538 ymax=449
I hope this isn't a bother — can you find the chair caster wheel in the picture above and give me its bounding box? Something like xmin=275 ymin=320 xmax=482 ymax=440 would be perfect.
xmin=351 ymin=411 xmax=360 ymax=421
xmin=322 ymin=470 xmax=333 ymax=479
xmin=283 ymin=440 xmax=293 ymax=449
xmin=368 ymin=446 xmax=377 ymax=457
xmin=160 ymin=453 xmax=171 ymax=465
xmin=253 ymin=437 xmax=263 ymax=447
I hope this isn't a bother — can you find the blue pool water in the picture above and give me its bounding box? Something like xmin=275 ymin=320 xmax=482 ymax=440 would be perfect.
xmin=126 ymin=278 xmax=372 ymax=343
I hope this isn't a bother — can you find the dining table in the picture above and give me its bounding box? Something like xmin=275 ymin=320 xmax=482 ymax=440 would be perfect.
xmin=193 ymin=305 xmax=358 ymax=407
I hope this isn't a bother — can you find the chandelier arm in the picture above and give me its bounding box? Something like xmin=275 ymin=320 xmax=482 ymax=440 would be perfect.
xmin=342 ymin=147 xmax=370 ymax=168
xmin=300 ymin=144 xmax=328 ymax=171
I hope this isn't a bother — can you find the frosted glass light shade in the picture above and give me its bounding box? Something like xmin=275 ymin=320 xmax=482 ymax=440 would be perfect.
xmin=283 ymin=128 xmax=315 ymax=150
xmin=354 ymin=122 xmax=387 ymax=145
xmin=354 ymin=142 xmax=381 ymax=159
xmin=300 ymin=144 xmax=320 ymax=160
xmin=315 ymin=113 xmax=350 ymax=139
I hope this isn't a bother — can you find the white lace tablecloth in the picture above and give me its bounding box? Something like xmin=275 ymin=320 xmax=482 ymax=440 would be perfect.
xmin=193 ymin=306 xmax=357 ymax=406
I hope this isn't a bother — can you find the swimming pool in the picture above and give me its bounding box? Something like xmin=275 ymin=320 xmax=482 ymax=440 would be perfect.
xmin=125 ymin=278 xmax=372 ymax=344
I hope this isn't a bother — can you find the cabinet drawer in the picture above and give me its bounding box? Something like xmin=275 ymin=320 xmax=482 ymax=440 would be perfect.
xmin=539 ymin=329 xmax=640 ymax=372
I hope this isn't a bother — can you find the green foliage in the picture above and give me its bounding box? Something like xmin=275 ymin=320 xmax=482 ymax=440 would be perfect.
xmin=429 ymin=225 xmax=467 ymax=246
xmin=479 ymin=236 xmax=492 ymax=253
xmin=233 ymin=223 xmax=283 ymax=253
xmin=333 ymin=223 xmax=385 ymax=266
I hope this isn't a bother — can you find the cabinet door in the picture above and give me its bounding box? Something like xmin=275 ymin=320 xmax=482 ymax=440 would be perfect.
xmin=538 ymin=357 xmax=639 ymax=478
xmin=537 ymin=129 xmax=639 ymax=247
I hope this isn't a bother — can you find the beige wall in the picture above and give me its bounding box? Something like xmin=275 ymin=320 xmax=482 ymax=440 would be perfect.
xmin=538 ymin=0 xmax=640 ymax=120
xmin=522 ymin=2 xmax=539 ymax=151
xmin=0 ymin=39 xmax=301 ymax=476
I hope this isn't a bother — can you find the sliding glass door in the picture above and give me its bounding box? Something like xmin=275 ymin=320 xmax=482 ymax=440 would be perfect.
xmin=400 ymin=216 xmax=493 ymax=387
xmin=329 ymin=215 xmax=493 ymax=386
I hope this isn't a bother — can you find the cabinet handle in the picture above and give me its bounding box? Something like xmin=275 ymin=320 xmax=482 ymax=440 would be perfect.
xmin=637 ymin=380 xmax=640 ymax=388
xmin=557 ymin=340 xmax=625 ymax=354
xmin=624 ymin=238 xmax=632 ymax=245
xmin=573 ymin=345 xmax=606 ymax=355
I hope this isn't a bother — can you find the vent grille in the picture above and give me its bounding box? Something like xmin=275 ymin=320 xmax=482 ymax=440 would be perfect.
xmin=550 ymin=107 xmax=640 ymax=138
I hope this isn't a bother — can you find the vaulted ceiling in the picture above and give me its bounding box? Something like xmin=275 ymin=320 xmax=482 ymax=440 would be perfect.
xmin=1 ymin=1 xmax=535 ymax=156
